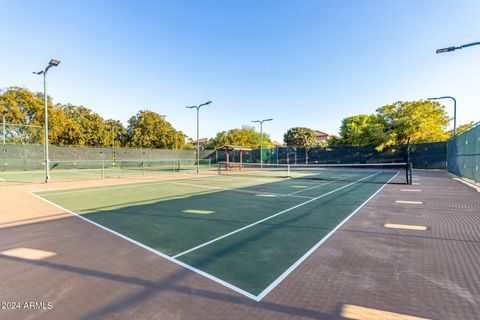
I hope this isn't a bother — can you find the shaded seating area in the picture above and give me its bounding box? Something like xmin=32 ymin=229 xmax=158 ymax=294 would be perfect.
xmin=216 ymin=145 xmax=252 ymax=170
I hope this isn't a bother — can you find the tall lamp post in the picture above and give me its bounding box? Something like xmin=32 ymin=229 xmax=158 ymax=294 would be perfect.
xmin=432 ymin=41 xmax=479 ymax=137
xmin=2 ymin=114 xmax=5 ymax=145
xmin=428 ymin=96 xmax=456 ymax=137
xmin=252 ymin=118 xmax=273 ymax=167
xmin=186 ymin=101 xmax=212 ymax=173
xmin=34 ymin=59 xmax=60 ymax=183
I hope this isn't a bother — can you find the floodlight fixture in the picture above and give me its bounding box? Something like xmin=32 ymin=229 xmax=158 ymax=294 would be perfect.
xmin=49 ymin=59 xmax=60 ymax=67
xmin=436 ymin=47 xmax=456 ymax=54
xmin=436 ymin=41 xmax=480 ymax=54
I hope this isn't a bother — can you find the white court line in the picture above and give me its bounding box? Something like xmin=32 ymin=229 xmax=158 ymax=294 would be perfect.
xmin=172 ymin=171 xmax=382 ymax=259
xmin=169 ymin=181 xmax=314 ymax=199
xmin=288 ymin=174 xmax=352 ymax=195
xmin=28 ymin=191 xmax=259 ymax=301
xmin=255 ymin=171 xmax=399 ymax=300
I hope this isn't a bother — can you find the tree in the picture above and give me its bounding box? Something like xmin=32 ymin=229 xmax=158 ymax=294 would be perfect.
xmin=48 ymin=105 xmax=79 ymax=146
xmin=104 ymin=119 xmax=128 ymax=147
xmin=449 ymin=121 xmax=474 ymax=137
xmin=375 ymin=100 xmax=449 ymax=148
xmin=126 ymin=110 xmax=183 ymax=149
xmin=205 ymin=125 xmax=271 ymax=149
xmin=338 ymin=114 xmax=386 ymax=146
xmin=337 ymin=100 xmax=450 ymax=149
xmin=0 ymin=86 xmax=45 ymax=143
xmin=283 ymin=127 xmax=317 ymax=147
xmin=61 ymin=104 xmax=109 ymax=146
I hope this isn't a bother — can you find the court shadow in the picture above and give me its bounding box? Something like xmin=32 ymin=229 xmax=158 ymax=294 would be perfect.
xmin=0 ymin=249 xmax=337 ymax=320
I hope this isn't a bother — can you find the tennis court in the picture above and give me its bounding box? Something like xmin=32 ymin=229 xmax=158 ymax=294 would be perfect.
xmin=32 ymin=164 xmax=403 ymax=300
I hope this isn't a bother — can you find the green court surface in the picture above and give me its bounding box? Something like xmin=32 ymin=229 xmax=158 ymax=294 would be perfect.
xmin=34 ymin=169 xmax=399 ymax=300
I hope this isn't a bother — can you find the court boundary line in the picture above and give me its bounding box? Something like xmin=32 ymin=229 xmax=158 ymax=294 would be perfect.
xmin=172 ymin=171 xmax=383 ymax=259
xmin=28 ymin=191 xmax=259 ymax=301
xmin=255 ymin=171 xmax=400 ymax=300
xmin=28 ymin=170 xmax=398 ymax=302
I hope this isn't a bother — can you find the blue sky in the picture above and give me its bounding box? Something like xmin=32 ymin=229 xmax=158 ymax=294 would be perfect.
xmin=1 ymin=0 xmax=479 ymax=142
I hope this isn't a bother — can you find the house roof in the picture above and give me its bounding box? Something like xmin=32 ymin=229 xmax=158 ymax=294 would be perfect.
xmin=312 ymin=130 xmax=330 ymax=137
xmin=271 ymin=140 xmax=285 ymax=147
xmin=192 ymin=138 xmax=208 ymax=143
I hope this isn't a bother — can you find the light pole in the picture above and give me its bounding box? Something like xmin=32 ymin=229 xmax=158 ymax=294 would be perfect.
xmin=2 ymin=114 xmax=5 ymax=145
xmin=433 ymin=41 xmax=479 ymax=138
xmin=34 ymin=58 xmax=60 ymax=183
xmin=428 ymin=96 xmax=456 ymax=137
xmin=436 ymin=41 xmax=480 ymax=54
xmin=252 ymin=118 xmax=273 ymax=167
xmin=111 ymin=124 xmax=115 ymax=162
xmin=186 ymin=101 xmax=212 ymax=173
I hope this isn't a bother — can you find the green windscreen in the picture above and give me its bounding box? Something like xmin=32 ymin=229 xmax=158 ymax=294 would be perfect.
xmin=448 ymin=123 xmax=480 ymax=184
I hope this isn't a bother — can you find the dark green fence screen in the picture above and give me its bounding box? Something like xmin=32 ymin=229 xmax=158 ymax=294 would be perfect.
xmin=1 ymin=141 xmax=449 ymax=173
xmin=213 ymin=142 xmax=447 ymax=170
xmin=409 ymin=142 xmax=447 ymax=170
xmin=447 ymin=122 xmax=480 ymax=184
xmin=0 ymin=144 xmax=213 ymax=171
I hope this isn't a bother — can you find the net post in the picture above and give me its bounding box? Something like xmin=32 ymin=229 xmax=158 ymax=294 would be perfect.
xmin=101 ymin=160 xmax=105 ymax=179
xmin=405 ymin=163 xmax=408 ymax=184
xmin=406 ymin=139 xmax=411 ymax=185
xmin=142 ymin=161 xmax=145 ymax=176
xmin=409 ymin=162 xmax=413 ymax=185
xmin=287 ymin=163 xmax=291 ymax=178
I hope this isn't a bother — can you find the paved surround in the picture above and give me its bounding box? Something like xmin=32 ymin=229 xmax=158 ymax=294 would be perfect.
xmin=0 ymin=171 xmax=479 ymax=319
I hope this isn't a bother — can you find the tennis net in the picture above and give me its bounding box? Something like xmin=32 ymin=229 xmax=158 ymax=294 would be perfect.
xmin=217 ymin=162 xmax=412 ymax=184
